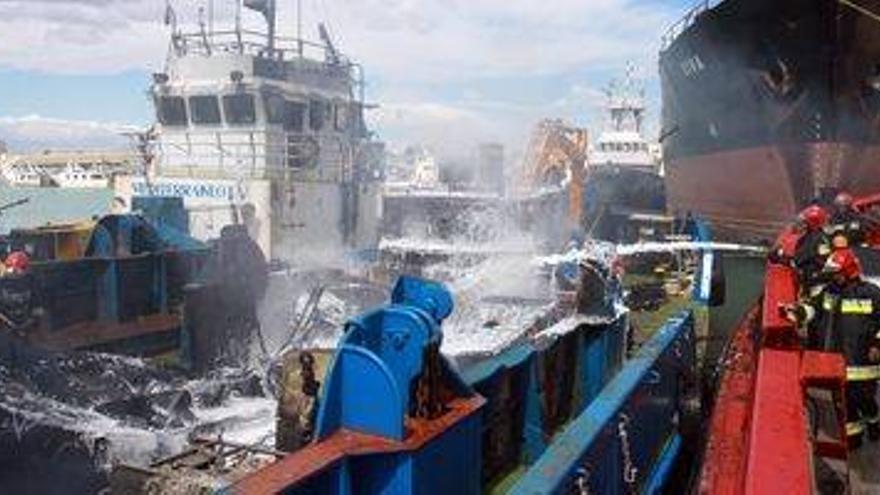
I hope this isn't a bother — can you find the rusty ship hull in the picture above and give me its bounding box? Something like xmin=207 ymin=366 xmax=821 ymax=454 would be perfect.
xmin=660 ymin=0 xmax=880 ymax=241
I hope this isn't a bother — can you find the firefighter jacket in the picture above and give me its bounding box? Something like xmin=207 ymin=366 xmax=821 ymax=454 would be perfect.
xmin=801 ymin=281 xmax=880 ymax=379
xmin=793 ymin=230 xmax=831 ymax=286
xmin=0 ymin=273 xmax=35 ymax=332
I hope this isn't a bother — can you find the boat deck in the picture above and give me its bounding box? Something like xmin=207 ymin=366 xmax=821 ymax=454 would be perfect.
xmin=849 ymin=429 xmax=880 ymax=493
xmin=820 ymin=390 xmax=880 ymax=494
xmin=822 ymin=440 xmax=880 ymax=494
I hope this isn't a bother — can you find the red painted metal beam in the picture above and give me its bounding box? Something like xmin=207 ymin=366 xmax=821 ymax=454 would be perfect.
xmin=231 ymin=396 xmax=485 ymax=494
xmin=852 ymin=192 xmax=880 ymax=213
xmin=744 ymin=348 xmax=813 ymax=495
xmin=761 ymin=262 xmax=799 ymax=347
xmin=701 ymin=192 xmax=880 ymax=494
xmin=697 ymin=306 xmax=761 ymax=495
xmin=701 ymin=259 xmax=805 ymax=493
xmin=232 ymin=428 xmax=402 ymax=494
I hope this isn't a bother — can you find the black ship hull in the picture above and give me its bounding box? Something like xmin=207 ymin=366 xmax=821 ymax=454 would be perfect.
xmin=660 ymin=0 xmax=880 ymax=241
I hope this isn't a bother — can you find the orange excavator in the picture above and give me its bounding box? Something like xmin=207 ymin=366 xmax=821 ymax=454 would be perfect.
xmin=518 ymin=119 xmax=589 ymax=226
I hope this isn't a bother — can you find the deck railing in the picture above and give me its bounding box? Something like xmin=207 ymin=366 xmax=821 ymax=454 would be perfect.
xmin=660 ymin=0 xmax=723 ymax=50
xmin=173 ymin=29 xmax=342 ymax=65
xmin=156 ymin=128 xmax=384 ymax=183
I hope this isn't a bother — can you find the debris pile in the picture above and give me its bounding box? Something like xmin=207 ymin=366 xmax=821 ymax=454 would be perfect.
xmin=0 ymin=333 xmax=275 ymax=493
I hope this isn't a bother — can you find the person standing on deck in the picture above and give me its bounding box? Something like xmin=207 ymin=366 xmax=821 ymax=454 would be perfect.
xmin=792 ymin=205 xmax=831 ymax=296
xmin=788 ymin=249 xmax=880 ymax=449
xmin=828 ymin=192 xmax=868 ymax=247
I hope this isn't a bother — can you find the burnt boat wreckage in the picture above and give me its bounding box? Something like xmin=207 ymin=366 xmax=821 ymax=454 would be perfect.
xmin=0 ymin=0 xmax=383 ymax=489
xmin=0 ymin=3 xmax=392 ymax=489
xmin=0 ymin=210 xmax=676 ymax=493
xmin=110 ymin=266 xmax=693 ymax=494
xmin=0 ymin=204 xmax=273 ymax=493
xmin=0 ymin=168 xmax=703 ymax=492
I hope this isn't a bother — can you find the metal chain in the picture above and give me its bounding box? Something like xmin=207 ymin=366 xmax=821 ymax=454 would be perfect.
xmin=572 ymin=465 xmax=593 ymax=495
xmin=617 ymin=412 xmax=638 ymax=488
xmin=414 ymin=375 xmax=431 ymax=418
xmin=413 ymin=344 xmax=436 ymax=419
xmin=299 ymin=352 xmax=319 ymax=444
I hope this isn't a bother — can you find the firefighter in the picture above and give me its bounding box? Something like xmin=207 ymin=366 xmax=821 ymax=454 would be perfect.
xmin=1 ymin=250 xmax=30 ymax=277
xmin=792 ymin=205 xmax=831 ymax=294
xmin=828 ymin=192 xmax=867 ymax=246
xmin=789 ymin=249 xmax=880 ymax=448
xmin=275 ymin=351 xmax=321 ymax=452
xmin=0 ymin=251 xmax=35 ymax=336
xmin=3 ymin=251 xmax=30 ymax=275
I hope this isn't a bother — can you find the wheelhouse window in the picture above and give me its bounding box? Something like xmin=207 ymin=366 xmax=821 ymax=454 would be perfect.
xmin=334 ymin=102 xmax=348 ymax=131
xmin=349 ymin=102 xmax=367 ymax=137
xmin=264 ymin=93 xmax=286 ymax=125
xmin=309 ymin=99 xmax=326 ymax=131
xmin=189 ymin=95 xmax=221 ymax=125
xmin=284 ymin=101 xmax=306 ymax=132
xmin=157 ymin=96 xmax=187 ymax=126
xmin=223 ymin=94 xmax=256 ymax=125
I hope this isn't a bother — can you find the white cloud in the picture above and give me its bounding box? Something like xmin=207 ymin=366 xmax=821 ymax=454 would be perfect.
xmin=310 ymin=0 xmax=677 ymax=82
xmin=0 ymin=0 xmax=682 ymax=154
xmin=0 ymin=115 xmax=132 ymax=151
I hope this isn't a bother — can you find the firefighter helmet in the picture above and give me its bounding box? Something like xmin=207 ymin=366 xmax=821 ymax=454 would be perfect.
xmin=5 ymin=251 xmax=30 ymax=274
xmin=798 ymin=205 xmax=829 ymax=230
xmin=825 ymin=248 xmax=862 ymax=280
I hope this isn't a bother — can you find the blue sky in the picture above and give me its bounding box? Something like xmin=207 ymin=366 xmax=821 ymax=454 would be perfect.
xmin=0 ymin=70 xmax=151 ymax=122
xmin=0 ymin=0 xmax=693 ymax=155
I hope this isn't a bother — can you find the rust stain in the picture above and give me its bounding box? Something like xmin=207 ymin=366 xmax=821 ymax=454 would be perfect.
xmin=231 ymin=396 xmax=485 ymax=494
xmin=27 ymin=313 xmax=181 ymax=351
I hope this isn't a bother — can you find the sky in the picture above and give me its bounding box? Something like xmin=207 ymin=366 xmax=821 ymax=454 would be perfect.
xmin=0 ymin=0 xmax=692 ymax=157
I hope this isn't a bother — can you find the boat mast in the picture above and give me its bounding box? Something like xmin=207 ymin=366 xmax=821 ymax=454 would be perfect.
xmin=297 ymin=0 xmax=304 ymax=57
xmin=242 ymin=0 xmax=278 ymax=55
xmin=208 ymin=0 xmax=214 ymax=43
xmin=267 ymin=0 xmax=276 ymax=54
xmin=235 ymin=0 xmax=243 ymax=53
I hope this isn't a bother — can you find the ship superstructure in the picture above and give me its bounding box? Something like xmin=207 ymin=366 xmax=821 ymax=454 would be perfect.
xmin=589 ymin=75 xmax=661 ymax=174
xmin=117 ymin=1 xmax=384 ymax=262
xmin=580 ymin=74 xmax=666 ymax=242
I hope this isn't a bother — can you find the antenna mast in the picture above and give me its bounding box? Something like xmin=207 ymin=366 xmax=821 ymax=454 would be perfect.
xmin=297 ymin=0 xmax=304 ymax=57
xmin=243 ymin=0 xmax=278 ymax=55
xmin=267 ymin=0 xmax=277 ymax=54
xmin=236 ymin=0 xmax=243 ymax=53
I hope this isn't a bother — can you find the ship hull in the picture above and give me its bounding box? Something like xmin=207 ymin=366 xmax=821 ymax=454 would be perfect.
xmin=660 ymin=0 xmax=880 ymax=240
xmin=666 ymin=142 xmax=880 ymax=242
